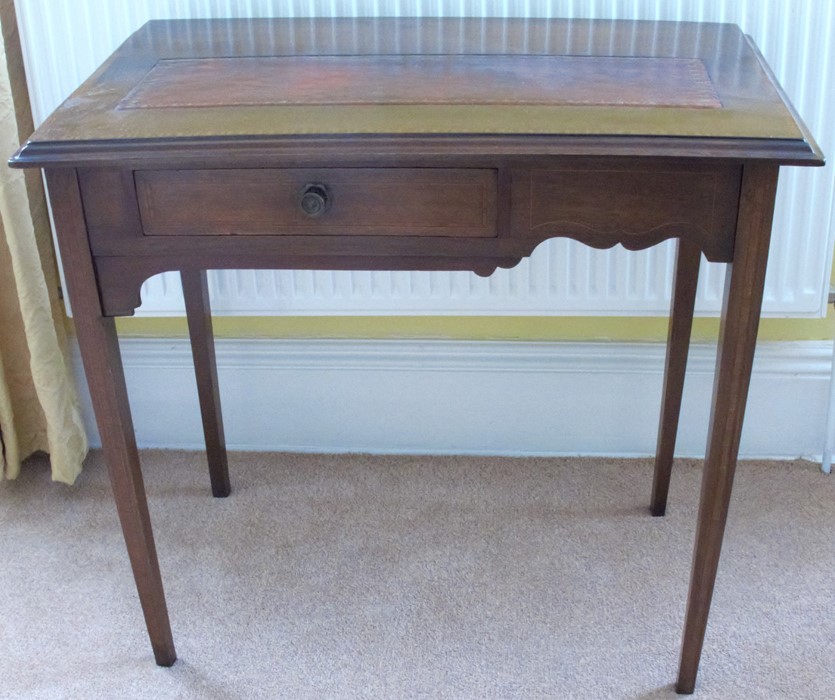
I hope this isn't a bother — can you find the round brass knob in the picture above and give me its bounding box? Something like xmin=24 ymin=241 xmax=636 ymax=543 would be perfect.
xmin=298 ymin=183 xmax=330 ymax=218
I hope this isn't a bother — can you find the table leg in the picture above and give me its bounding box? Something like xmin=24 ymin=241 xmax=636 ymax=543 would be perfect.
xmin=181 ymin=269 xmax=230 ymax=497
xmin=651 ymin=240 xmax=701 ymax=516
xmin=676 ymin=163 xmax=779 ymax=694
xmin=44 ymin=169 xmax=176 ymax=665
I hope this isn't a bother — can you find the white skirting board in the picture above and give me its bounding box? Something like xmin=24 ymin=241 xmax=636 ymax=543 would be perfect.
xmin=70 ymin=338 xmax=831 ymax=460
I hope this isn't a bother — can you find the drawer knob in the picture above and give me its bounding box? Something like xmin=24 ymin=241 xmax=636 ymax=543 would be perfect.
xmin=298 ymin=183 xmax=330 ymax=218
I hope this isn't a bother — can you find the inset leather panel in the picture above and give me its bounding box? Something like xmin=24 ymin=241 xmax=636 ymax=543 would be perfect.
xmin=119 ymin=55 xmax=721 ymax=109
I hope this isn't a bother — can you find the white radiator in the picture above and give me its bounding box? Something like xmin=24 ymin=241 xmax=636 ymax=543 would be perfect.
xmin=15 ymin=0 xmax=835 ymax=318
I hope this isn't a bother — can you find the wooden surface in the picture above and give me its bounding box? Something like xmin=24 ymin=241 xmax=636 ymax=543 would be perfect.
xmin=510 ymin=162 xmax=740 ymax=261
xmin=136 ymin=168 xmax=498 ymax=238
xmin=8 ymin=18 xmax=823 ymax=166
xmin=651 ymin=240 xmax=702 ymax=517
xmin=67 ymin=158 xmax=741 ymax=317
xmin=11 ymin=16 xmax=824 ymax=696
xmin=677 ymin=162 xmax=780 ymax=694
xmin=181 ymin=269 xmax=229 ymax=498
xmin=44 ymin=168 xmax=176 ymax=666
xmin=118 ymin=55 xmax=722 ymax=109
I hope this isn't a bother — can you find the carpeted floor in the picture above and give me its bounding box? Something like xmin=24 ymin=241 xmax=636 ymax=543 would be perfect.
xmin=1 ymin=450 xmax=833 ymax=700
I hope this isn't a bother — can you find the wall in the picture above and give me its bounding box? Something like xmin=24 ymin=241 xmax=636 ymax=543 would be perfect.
xmin=14 ymin=1 xmax=835 ymax=457
xmin=15 ymin=0 xmax=835 ymax=335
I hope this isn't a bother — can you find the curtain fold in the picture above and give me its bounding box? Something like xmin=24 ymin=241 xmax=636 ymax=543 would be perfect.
xmin=0 ymin=0 xmax=87 ymax=484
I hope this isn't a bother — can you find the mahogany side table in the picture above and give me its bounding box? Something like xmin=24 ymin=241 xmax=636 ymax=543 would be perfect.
xmin=10 ymin=18 xmax=823 ymax=694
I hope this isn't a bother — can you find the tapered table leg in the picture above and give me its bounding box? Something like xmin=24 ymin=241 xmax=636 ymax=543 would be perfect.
xmin=676 ymin=163 xmax=779 ymax=694
xmin=181 ymin=269 xmax=230 ymax=497
xmin=651 ymin=240 xmax=702 ymax=516
xmin=45 ymin=169 xmax=176 ymax=666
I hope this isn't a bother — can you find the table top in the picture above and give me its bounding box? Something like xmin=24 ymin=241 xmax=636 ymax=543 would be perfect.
xmin=11 ymin=18 xmax=823 ymax=167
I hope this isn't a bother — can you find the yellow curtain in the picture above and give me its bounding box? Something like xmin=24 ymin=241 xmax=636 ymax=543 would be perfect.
xmin=0 ymin=0 xmax=87 ymax=484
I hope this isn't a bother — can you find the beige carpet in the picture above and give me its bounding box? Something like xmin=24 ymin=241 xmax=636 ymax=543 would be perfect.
xmin=1 ymin=450 xmax=833 ymax=700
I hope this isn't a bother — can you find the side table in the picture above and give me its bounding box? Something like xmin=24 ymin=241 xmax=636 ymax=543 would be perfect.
xmin=10 ymin=18 xmax=823 ymax=694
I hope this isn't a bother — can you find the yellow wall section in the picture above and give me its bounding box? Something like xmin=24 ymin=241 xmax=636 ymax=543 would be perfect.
xmin=111 ymin=312 xmax=835 ymax=342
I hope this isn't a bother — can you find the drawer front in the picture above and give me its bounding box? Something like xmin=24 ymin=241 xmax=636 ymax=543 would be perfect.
xmin=511 ymin=164 xmax=741 ymax=261
xmin=135 ymin=168 xmax=497 ymax=238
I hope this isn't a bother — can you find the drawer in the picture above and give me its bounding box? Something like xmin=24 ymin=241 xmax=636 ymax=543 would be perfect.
xmin=135 ymin=168 xmax=497 ymax=238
